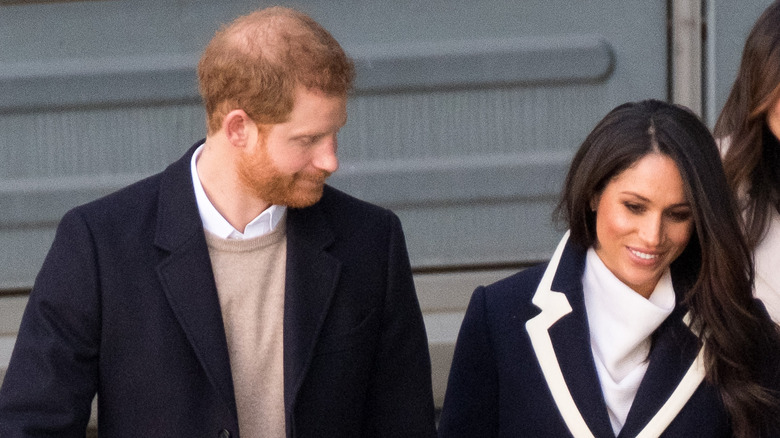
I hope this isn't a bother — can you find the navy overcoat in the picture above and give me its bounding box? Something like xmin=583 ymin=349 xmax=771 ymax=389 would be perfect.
xmin=0 ymin=142 xmax=437 ymax=438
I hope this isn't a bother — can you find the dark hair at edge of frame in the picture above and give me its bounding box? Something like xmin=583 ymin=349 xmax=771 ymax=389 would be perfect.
xmin=714 ymin=0 xmax=780 ymax=251
xmin=556 ymin=99 xmax=780 ymax=437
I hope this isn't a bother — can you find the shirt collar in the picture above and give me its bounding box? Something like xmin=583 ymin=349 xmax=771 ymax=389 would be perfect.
xmin=190 ymin=143 xmax=286 ymax=240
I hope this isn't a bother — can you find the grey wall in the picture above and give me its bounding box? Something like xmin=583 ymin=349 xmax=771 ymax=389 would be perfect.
xmin=0 ymin=0 xmax=668 ymax=289
xmin=13 ymin=0 xmax=771 ymax=411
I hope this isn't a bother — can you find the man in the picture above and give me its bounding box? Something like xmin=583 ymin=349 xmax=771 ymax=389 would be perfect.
xmin=0 ymin=7 xmax=436 ymax=437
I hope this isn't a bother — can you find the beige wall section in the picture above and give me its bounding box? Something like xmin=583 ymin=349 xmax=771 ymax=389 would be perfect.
xmin=0 ymin=294 xmax=26 ymax=387
xmin=415 ymin=268 xmax=521 ymax=406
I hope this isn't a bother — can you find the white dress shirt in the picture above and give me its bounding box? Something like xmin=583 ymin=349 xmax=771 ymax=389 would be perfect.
xmin=190 ymin=143 xmax=286 ymax=239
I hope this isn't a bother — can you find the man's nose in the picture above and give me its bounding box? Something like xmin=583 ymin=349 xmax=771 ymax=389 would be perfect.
xmin=313 ymin=136 xmax=339 ymax=173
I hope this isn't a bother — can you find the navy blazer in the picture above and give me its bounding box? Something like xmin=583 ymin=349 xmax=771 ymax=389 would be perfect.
xmin=0 ymin=143 xmax=437 ymax=438
xmin=438 ymin=233 xmax=739 ymax=438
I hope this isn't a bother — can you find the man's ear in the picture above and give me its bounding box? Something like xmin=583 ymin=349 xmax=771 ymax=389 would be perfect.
xmin=222 ymin=109 xmax=255 ymax=148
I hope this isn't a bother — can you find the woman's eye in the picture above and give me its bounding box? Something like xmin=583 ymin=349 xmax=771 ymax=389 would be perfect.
xmin=668 ymin=210 xmax=692 ymax=222
xmin=624 ymin=203 xmax=644 ymax=213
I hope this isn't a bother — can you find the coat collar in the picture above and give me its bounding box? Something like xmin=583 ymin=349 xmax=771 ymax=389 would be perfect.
xmin=282 ymin=189 xmax=341 ymax=423
xmin=152 ymin=143 xmax=343 ymax=429
xmin=525 ymin=232 xmax=707 ymax=438
xmin=153 ymin=142 xmax=238 ymax=417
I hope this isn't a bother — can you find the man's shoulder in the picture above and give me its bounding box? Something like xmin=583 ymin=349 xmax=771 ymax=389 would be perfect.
xmin=72 ymin=171 xmax=165 ymax=222
xmin=318 ymin=185 xmax=390 ymax=216
xmin=68 ymin=144 xmax=195 ymax=226
xmin=287 ymin=185 xmax=402 ymax=247
xmin=306 ymin=185 xmax=397 ymax=227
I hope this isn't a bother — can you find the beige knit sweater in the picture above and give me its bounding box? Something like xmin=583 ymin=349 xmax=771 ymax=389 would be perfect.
xmin=205 ymin=220 xmax=287 ymax=438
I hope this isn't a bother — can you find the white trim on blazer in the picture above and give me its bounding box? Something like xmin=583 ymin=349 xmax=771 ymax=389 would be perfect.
xmin=526 ymin=232 xmax=706 ymax=438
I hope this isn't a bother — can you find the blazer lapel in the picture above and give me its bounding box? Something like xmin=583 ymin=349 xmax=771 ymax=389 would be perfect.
xmin=618 ymin=311 xmax=705 ymax=438
xmin=153 ymin=144 xmax=237 ymax=416
xmin=282 ymin=199 xmax=341 ymax=422
xmin=526 ymin=232 xmax=614 ymax=438
xmin=529 ymin=233 xmax=706 ymax=438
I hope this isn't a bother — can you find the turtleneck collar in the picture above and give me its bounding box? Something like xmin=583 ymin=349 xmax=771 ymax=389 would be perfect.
xmin=583 ymin=247 xmax=676 ymax=434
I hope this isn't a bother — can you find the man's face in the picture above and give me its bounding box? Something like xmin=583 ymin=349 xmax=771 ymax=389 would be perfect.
xmin=237 ymin=86 xmax=347 ymax=208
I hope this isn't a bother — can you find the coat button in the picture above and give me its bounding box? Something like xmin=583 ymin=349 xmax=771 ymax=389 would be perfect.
xmin=218 ymin=429 xmax=231 ymax=438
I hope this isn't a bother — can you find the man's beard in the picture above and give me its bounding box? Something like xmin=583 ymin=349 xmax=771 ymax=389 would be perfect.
xmin=236 ymin=138 xmax=331 ymax=208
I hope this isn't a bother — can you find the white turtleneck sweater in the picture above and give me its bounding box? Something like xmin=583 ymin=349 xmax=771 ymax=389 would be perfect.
xmin=582 ymin=248 xmax=676 ymax=435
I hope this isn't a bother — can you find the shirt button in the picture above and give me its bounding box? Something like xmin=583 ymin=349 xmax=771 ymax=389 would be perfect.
xmin=218 ymin=429 xmax=231 ymax=438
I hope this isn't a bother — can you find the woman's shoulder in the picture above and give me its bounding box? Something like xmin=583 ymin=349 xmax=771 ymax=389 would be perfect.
xmin=485 ymin=263 xmax=548 ymax=292
xmin=472 ymin=263 xmax=549 ymax=313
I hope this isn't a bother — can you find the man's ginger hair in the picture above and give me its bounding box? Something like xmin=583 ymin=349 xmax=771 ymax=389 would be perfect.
xmin=198 ymin=6 xmax=355 ymax=134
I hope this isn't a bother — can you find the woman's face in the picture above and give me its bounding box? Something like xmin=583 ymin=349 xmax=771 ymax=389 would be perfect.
xmin=592 ymin=153 xmax=694 ymax=298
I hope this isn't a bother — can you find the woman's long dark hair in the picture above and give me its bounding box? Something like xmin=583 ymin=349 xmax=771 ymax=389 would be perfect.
xmin=558 ymin=100 xmax=780 ymax=437
xmin=714 ymin=0 xmax=780 ymax=250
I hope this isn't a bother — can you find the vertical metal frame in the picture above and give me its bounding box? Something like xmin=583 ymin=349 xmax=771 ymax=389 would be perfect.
xmin=670 ymin=0 xmax=704 ymax=116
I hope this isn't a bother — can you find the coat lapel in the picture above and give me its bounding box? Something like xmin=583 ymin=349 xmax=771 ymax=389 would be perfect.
xmin=618 ymin=311 xmax=705 ymax=438
xmin=282 ymin=196 xmax=341 ymax=422
xmin=153 ymin=144 xmax=237 ymax=416
xmin=526 ymin=232 xmax=614 ymax=438
xmin=527 ymin=232 xmax=707 ymax=438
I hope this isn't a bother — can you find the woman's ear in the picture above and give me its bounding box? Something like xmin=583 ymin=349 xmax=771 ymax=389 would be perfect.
xmin=590 ymin=195 xmax=599 ymax=212
xmin=222 ymin=109 xmax=255 ymax=148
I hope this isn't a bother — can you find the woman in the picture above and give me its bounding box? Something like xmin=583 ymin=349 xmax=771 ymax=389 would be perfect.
xmin=714 ymin=0 xmax=780 ymax=321
xmin=438 ymin=100 xmax=780 ymax=437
